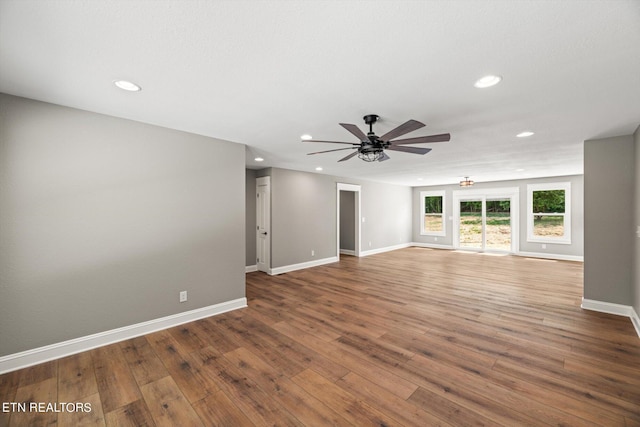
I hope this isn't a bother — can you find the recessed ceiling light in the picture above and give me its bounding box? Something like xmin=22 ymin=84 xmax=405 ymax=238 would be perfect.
xmin=315 ymin=167 xmax=323 ymax=171
xmin=417 ymin=178 xmax=423 ymax=181
xmin=516 ymin=131 xmax=534 ymax=138
xmin=474 ymin=75 xmax=502 ymax=88
xmin=113 ymin=80 xmax=141 ymax=92
xmin=254 ymin=157 xmax=264 ymax=162
xmin=301 ymin=134 xmax=313 ymax=141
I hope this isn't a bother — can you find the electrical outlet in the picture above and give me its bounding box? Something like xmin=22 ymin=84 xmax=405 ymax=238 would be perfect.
xmin=434 ymin=237 xmax=438 ymax=242
xmin=541 ymin=244 xmax=547 ymax=250
xmin=369 ymin=241 xmax=372 ymax=247
xmin=179 ymin=291 xmax=187 ymax=303
xmin=311 ymin=250 xmax=315 ymax=256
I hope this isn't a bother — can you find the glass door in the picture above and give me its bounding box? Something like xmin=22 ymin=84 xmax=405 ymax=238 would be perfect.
xmin=459 ymin=200 xmax=483 ymax=249
xmin=485 ymin=198 xmax=511 ymax=251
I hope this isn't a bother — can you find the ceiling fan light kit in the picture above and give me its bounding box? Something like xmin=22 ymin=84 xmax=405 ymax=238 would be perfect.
xmin=304 ymin=114 xmax=450 ymax=163
xmin=358 ymin=150 xmax=383 ymax=162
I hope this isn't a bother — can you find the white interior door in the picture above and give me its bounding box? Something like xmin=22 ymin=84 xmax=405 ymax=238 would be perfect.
xmin=256 ymin=176 xmax=270 ymax=273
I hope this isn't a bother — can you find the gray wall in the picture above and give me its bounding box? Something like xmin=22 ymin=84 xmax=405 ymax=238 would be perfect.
xmin=0 ymin=94 xmax=246 ymax=356
xmin=358 ymin=178 xmax=413 ymax=250
xmin=246 ymin=168 xmax=257 ymax=266
xmin=412 ymin=175 xmax=584 ymax=258
xmin=584 ymin=135 xmax=634 ymax=305
xmin=634 ymin=126 xmax=640 ymax=316
xmin=339 ymin=191 xmax=355 ymax=251
xmin=270 ymin=168 xmax=337 ymax=267
xmin=266 ymin=168 xmax=412 ymax=269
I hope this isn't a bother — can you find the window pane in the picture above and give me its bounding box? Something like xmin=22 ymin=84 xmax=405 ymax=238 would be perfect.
xmin=423 ymin=195 xmax=444 ymax=233
xmin=533 ymin=215 xmax=565 ymax=237
xmin=424 ymin=214 xmax=443 ymax=232
xmin=424 ymin=196 xmax=442 ymax=214
xmin=532 ymin=190 xmax=565 ymax=213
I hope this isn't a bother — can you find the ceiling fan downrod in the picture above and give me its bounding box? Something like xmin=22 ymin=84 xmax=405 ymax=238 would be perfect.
xmin=363 ymin=114 xmax=379 ymax=137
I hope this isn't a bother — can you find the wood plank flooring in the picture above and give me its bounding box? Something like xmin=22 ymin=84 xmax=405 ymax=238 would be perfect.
xmin=1 ymin=247 xmax=639 ymax=426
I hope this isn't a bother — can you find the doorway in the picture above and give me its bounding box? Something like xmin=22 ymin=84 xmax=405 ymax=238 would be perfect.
xmin=339 ymin=191 xmax=356 ymax=255
xmin=336 ymin=183 xmax=361 ymax=258
xmin=256 ymin=176 xmax=270 ymax=273
xmin=453 ymin=188 xmax=519 ymax=253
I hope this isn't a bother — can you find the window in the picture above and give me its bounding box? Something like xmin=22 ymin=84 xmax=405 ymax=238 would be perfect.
xmin=527 ymin=182 xmax=571 ymax=244
xmin=420 ymin=191 xmax=445 ymax=236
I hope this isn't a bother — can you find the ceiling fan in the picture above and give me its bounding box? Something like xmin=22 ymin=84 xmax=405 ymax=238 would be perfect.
xmin=304 ymin=114 xmax=450 ymax=162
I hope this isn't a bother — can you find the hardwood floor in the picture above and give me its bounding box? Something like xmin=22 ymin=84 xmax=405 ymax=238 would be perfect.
xmin=1 ymin=247 xmax=639 ymax=426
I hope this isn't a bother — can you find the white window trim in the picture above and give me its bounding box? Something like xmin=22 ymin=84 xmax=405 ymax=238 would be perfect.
xmin=420 ymin=190 xmax=446 ymax=236
xmin=526 ymin=182 xmax=571 ymax=245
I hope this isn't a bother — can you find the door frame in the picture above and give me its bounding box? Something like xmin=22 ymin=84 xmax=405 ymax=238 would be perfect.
xmin=452 ymin=187 xmax=520 ymax=253
xmin=256 ymin=176 xmax=271 ymax=273
xmin=336 ymin=183 xmax=361 ymax=258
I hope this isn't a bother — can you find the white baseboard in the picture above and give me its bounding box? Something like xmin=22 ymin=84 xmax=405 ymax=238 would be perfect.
xmin=581 ymin=298 xmax=640 ymax=338
xmin=517 ymin=251 xmax=584 ymax=262
xmin=0 ymin=297 xmax=247 ymax=375
xmin=245 ymin=265 xmax=258 ymax=273
xmin=410 ymin=242 xmax=455 ymax=250
xmin=409 ymin=245 xmax=583 ymax=261
xmin=269 ymin=256 xmax=338 ymax=275
xmin=360 ymin=243 xmax=412 ymax=257
xmin=632 ymin=308 xmax=640 ymax=338
xmin=339 ymin=249 xmax=356 ymax=256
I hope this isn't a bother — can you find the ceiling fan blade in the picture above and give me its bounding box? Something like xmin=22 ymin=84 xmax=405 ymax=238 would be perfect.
xmin=379 ymin=119 xmax=425 ymax=141
xmin=386 ymin=145 xmax=432 ymax=155
xmin=304 ymin=139 xmax=357 ymax=145
xmin=338 ymin=151 xmax=359 ymax=162
xmin=391 ymin=133 xmax=451 ymax=145
xmin=307 ymin=147 xmax=356 ymax=155
xmin=339 ymin=123 xmax=368 ymax=141
xmin=378 ymin=152 xmax=390 ymax=162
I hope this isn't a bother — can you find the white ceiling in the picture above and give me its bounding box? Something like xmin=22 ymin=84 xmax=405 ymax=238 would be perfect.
xmin=1 ymin=0 xmax=639 ymax=186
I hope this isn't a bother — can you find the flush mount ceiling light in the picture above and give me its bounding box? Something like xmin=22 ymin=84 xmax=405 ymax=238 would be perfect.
xmin=474 ymin=75 xmax=502 ymax=88
xmin=113 ymin=80 xmax=141 ymax=92
xmin=516 ymin=131 xmax=534 ymax=138
xmin=301 ymin=134 xmax=313 ymax=140
xmin=315 ymin=167 xmax=323 ymax=171
xmin=254 ymin=157 xmax=264 ymax=162
xmin=460 ymin=176 xmax=475 ymax=187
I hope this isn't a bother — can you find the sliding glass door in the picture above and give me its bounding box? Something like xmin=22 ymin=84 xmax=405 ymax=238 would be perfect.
xmin=454 ymin=188 xmax=519 ymax=253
